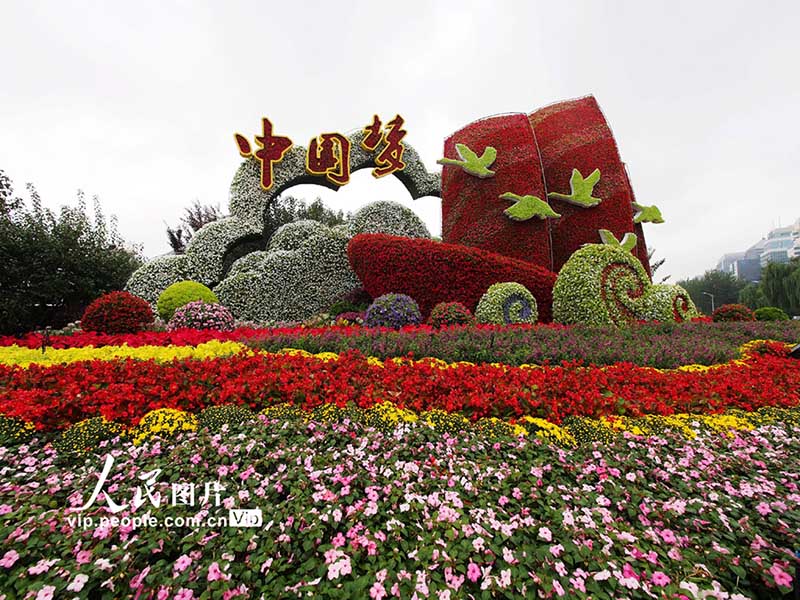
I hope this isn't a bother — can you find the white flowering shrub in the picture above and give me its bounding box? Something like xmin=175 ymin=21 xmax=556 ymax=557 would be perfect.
xmin=268 ymin=220 xmax=332 ymax=252
xmin=228 ymin=251 xmax=272 ymax=277
xmin=125 ymin=254 xmax=196 ymax=305
xmin=184 ymin=217 xmax=263 ymax=285
xmin=348 ymin=200 xmax=430 ymax=239
xmin=475 ymin=282 xmax=539 ymax=325
xmin=215 ymin=230 xmax=359 ymax=323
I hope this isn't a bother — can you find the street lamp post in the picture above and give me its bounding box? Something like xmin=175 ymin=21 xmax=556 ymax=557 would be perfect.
xmin=702 ymin=291 xmax=715 ymax=314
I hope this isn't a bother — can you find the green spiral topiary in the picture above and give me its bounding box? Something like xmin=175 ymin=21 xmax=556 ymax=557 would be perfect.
xmin=553 ymin=244 xmax=698 ymax=327
xmin=475 ymin=282 xmax=538 ymax=325
xmin=157 ymin=280 xmax=219 ymax=322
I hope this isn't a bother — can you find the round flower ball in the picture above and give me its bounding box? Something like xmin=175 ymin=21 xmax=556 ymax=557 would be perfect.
xmin=476 ymin=282 xmax=538 ymax=325
xmin=81 ymin=291 xmax=154 ymax=334
xmin=157 ymin=280 xmax=219 ymax=321
xmin=364 ymin=293 xmax=422 ymax=329
xmin=427 ymin=301 xmax=475 ymax=327
xmin=167 ymin=300 xmax=235 ymax=331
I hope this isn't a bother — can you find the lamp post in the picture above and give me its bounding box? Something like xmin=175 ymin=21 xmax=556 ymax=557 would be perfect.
xmin=702 ymin=291 xmax=715 ymax=314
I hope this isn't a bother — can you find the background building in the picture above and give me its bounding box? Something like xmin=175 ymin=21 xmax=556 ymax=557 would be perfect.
xmin=716 ymin=218 xmax=800 ymax=282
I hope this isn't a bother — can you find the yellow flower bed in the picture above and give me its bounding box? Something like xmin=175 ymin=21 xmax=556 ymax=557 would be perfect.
xmin=0 ymin=340 xmax=249 ymax=367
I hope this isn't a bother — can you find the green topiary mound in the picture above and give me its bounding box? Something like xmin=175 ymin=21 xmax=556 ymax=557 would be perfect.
xmin=553 ymin=245 xmax=698 ymax=327
xmin=754 ymin=306 xmax=789 ymax=321
xmin=157 ymin=280 xmax=219 ymax=322
xmin=475 ymin=282 xmax=539 ymax=325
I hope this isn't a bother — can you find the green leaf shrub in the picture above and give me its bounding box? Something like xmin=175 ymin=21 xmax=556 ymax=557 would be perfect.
xmin=157 ymin=281 xmax=218 ymax=322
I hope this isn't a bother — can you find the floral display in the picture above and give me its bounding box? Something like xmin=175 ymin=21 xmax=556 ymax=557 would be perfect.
xmin=227 ymin=250 xmax=271 ymax=277
xmin=214 ymin=229 xmax=359 ymax=323
xmin=125 ymin=254 xmax=195 ymax=305
xmin=529 ymin=95 xmax=653 ymax=275
xmin=0 ymin=416 xmax=798 ymax=598
xmin=156 ymin=280 xmax=219 ymax=322
xmin=713 ymin=303 xmax=757 ymax=322
xmin=167 ymin=301 xmax=235 ymax=332
xmin=427 ymin=302 xmax=475 ymax=327
xmin=0 ymin=339 xmax=247 ymax=368
xmin=347 ymin=234 xmax=557 ymax=319
xmin=553 ymin=244 xmax=698 ymax=326
xmin=364 ymin=293 xmax=423 ymax=329
xmin=475 ymin=282 xmax=539 ymax=325
xmin=182 ymin=216 xmax=264 ymax=286
xmin=2 ymin=339 xmax=798 ymax=432
xmin=441 ymin=114 xmax=553 ymax=267
xmin=5 ymin=95 xmax=800 ymax=597
xmin=348 ymin=200 xmax=430 ymax=239
xmin=268 ymin=219 xmax=331 ymax=251
xmin=80 ymin=291 xmax=154 ymax=334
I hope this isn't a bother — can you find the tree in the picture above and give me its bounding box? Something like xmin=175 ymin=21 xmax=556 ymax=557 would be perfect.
xmin=738 ymin=282 xmax=769 ymax=310
xmin=676 ymin=270 xmax=747 ymax=315
xmin=165 ymin=200 xmax=223 ymax=253
xmin=760 ymin=259 xmax=800 ymax=316
xmin=263 ymin=195 xmax=349 ymax=243
xmin=0 ymin=170 xmax=143 ymax=335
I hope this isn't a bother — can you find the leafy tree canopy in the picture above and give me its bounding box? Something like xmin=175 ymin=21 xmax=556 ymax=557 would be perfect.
xmin=676 ymin=270 xmax=747 ymax=316
xmin=0 ymin=170 xmax=143 ymax=335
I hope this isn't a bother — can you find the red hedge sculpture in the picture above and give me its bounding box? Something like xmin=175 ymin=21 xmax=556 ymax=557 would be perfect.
xmin=529 ymin=96 xmax=651 ymax=275
xmin=439 ymin=95 xmax=652 ymax=278
xmin=347 ymin=234 xmax=557 ymax=322
xmin=441 ymin=114 xmax=552 ymax=267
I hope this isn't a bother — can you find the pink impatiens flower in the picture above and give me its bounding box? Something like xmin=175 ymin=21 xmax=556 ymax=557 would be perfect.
xmin=370 ymin=581 xmax=387 ymax=600
xmin=174 ymin=554 xmax=192 ymax=573
xmin=651 ymin=571 xmax=671 ymax=586
xmin=35 ymin=587 xmax=55 ymax=600
xmin=756 ymin=502 xmax=772 ymax=516
xmin=67 ymin=574 xmax=89 ymax=592
xmin=467 ymin=562 xmax=481 ymax=583
xmin=207 ymin=562 xmax=230 ymax=582
xmin=174 ymin=589 xmax=194 ymax=600
xmin=0 ymin=550 xmax=19 ymax=568
xmin=538 ymin=527 xmax=552 ymax=542
xmin=770 ymin=563 xmax=793 ymax=588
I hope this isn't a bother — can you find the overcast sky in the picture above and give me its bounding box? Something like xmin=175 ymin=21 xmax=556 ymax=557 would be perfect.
xmin=2 ymin=0 xmax=799 ymax=281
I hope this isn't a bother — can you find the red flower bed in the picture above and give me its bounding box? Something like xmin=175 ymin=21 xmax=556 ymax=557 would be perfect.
xmin=347 ymin=234 xmax=557 ymax=320
xmin=441 ymin=114 xmax=552 ymax=267
xmin=1 ymin=342 xmax=797 ymax=431
xmin=529 ymin=96 xmax=652 ymax=275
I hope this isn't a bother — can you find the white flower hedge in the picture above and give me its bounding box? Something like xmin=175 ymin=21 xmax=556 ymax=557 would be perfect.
xmin=268 ymin=220 xmax=330 ymax=252
xmin=214 ymin=229 xmax=359 ymax=323
xmin=348 ymin=200 xmax=430 ymax=239
xmin=184 ymin=217 xmax=262 ymax=286
xmin=125 ymin=254 xmax=196 ymax=306
xmin=553 ymin=245 xmax=698 ymax=327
